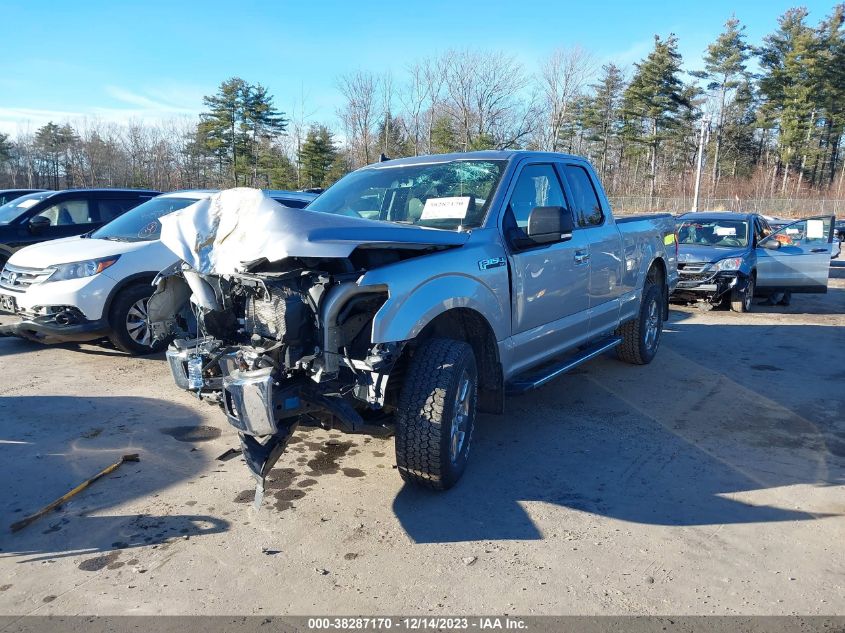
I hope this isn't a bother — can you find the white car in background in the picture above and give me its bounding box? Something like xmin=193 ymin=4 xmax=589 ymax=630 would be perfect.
xmin=0 ymin=189 xmax=316 ymax=354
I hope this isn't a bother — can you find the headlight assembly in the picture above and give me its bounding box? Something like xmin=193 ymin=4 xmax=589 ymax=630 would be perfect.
xmin=48 ymin=256 xmax=120 ymax=282
xmin=708 ymin=257 xmax=743 ymax=272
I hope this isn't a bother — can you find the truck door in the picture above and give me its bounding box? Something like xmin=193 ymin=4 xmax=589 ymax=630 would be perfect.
xmin=756 ymin=215 xmax=834 ymax=292
xmin=504 ymin=163 xmax=591 ymax=374
xmin=559 ymin=163 xmax=624 ymax=338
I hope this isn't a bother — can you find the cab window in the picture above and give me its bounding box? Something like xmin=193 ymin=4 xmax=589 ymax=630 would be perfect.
xmin=563 ymin=165 xmax=604 ymax=227
xmin=506 ymin=164 xmax=566 ymax=230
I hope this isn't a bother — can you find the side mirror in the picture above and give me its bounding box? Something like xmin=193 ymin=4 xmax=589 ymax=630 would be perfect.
xmin=527 ymin=206 xmax=573 ymax=245
xmin=28 ymin=215 xmax=51 ymax=233
xmin=760 ymin=239 xmax=781 ymax=250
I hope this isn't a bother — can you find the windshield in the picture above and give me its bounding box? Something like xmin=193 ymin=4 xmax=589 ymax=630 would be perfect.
xmin=677 ymin=218 xmax=749 ymax=248
xmin=90 ymin=196 xmax=201 ymax=241
xmin=0 ymin=191 xmax=53 ymax=224
xmin=306 ymin=160 xmax=506 ymax=230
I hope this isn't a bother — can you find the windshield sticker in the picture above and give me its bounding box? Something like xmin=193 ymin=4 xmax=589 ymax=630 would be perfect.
xmin=714 ymin=226 xmax=736 ymax=236
xmin=17 ymin=199 xmax=40 ymax=210
xmin=785 ymin=228 xmax=800 ymax=235
xmin=806 ymin=219 xmax=824 ymax=239
xmin=420 ymin=196 xmax=471 ymax=220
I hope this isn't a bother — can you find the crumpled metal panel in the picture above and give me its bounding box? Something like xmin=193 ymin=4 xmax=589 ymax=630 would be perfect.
xmin=158 ymin=187 xmax=470 ymax=275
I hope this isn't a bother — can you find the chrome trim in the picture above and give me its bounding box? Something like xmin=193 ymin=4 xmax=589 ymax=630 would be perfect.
xmin=0 ymin=263 xmax=54 ymax=292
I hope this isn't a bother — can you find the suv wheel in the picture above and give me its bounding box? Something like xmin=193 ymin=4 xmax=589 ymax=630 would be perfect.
xmin=107 ymin=285 xmax=160 ymax=354
xmin=730 ymin=275 xmax=754 ymax=313
xmin=395 ymin=338 xmax=478 ymax=490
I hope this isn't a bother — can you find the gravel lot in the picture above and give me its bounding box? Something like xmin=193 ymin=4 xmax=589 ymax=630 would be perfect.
xmin=1 ymin=263 xmax=843 ymax=616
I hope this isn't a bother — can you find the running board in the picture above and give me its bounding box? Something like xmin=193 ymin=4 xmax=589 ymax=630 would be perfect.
xmin=505 ymin=336 xmax=622 ymax=395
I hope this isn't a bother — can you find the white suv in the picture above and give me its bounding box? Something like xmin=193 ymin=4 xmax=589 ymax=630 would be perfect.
xmin=0 ymin=189 xmax=316 ymax=354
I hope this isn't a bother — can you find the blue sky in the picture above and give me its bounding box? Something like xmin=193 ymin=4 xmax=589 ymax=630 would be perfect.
xmin=0 ymin=0 xmax=839 ymax=135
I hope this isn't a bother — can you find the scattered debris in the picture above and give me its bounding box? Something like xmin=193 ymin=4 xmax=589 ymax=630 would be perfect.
xmin=462 ymin=556 xmax=478 ymax=566
xmin=316 ymin=568 xmax=330 ymax=575
xmin=217 ymin=447 xmax=242 ymax=461
xmin=10 ymin=454 xmax=140 ymax=533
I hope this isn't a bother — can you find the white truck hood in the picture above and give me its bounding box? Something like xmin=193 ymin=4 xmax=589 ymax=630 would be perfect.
xmin=159 ymin=188 xmax=469 ymax=275
xmin=8 ymin=235 xmax=155 ymax=268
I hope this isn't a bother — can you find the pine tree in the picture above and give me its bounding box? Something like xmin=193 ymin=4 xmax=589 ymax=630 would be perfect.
xmin=694 ymin=17 xmax=751 ymax=192
xmin=298 ymin=125 xmax=338 ymax=188
xmin=377 ymin=113 xmax=411 ymax=159
xmin=34 ymin=122 xmax=77 ymax=188
xmin=622 ymin=34 xmax=689 ymax=198
xmin=813 ymin=5 xmax=845 ymax=186
xmin=583 ymin=63 xmax=626 ymax=179
xmin=758 ymin=8 xmax=822 ymax=192
xmin=198 ymin=78 xmax=286 ymax=186
xmin=430 ymin=115 xmax=460 ymax=154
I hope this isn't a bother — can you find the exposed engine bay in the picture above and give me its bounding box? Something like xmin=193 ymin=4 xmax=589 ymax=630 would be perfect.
xmin=147 ymin=188 xmax=466 ymax=504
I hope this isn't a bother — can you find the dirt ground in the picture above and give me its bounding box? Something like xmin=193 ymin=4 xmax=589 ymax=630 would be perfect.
xmin=0 ymin=263 xmax=843 ymax=616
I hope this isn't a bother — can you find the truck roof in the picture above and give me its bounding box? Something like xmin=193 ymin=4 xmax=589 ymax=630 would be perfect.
xmin=367 ymin=150 xmax=589 ymax=169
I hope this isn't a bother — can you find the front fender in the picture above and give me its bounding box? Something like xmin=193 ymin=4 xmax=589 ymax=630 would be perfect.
xmin=368 ymin=273 xmax=508 ymax=344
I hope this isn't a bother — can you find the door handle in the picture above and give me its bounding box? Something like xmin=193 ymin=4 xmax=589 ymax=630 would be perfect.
xmin=574 ymin=250 xmax=590 ymax=264
xmin=810 ymin=248 xmax=828 ymax=253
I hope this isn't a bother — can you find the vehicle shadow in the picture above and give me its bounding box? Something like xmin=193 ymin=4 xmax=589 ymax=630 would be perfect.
xmin=0 ymin=395 xmax=230 ymax=561
xmin=393 ymin=321 xmax=844 ymax=543
xmin=0 ymin=335 xmax=166 ymax=360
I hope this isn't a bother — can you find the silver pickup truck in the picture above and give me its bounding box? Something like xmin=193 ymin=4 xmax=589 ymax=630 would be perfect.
xmin=148 ymin=151 xmax=678 ymax=498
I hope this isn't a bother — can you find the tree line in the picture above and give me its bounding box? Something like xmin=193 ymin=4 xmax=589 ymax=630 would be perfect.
xmin=1 ymin=5 xmax=844 ymax=202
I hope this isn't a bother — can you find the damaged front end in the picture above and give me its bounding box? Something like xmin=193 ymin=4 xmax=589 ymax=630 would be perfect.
xmin=672 ymin=263 xmax=751 ymax=307
xmin=150 ymin=261 xmax=396 ymax=499
xmin=147 ymin=188 xmax=467 ymax=502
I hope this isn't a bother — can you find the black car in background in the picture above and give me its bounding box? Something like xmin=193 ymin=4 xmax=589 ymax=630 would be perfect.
xmin=0 ymin=189 xmax=45 ymax=205
xmin=0 ymin=189 xmax=159 ymax=267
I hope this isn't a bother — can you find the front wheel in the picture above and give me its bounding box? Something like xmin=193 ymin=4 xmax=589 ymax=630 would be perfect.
xmin=730 ymin=275 xmax=754 ymax=313
xmin=107 ymin=285 xmax=161 ymax=355
xmin=616 ymin=282 xmax=663 ymax=365
xmin=395 ymin=338 xmax=478 ymax=490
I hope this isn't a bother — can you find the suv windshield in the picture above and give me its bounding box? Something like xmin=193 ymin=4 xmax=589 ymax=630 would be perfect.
xmin=677 ymin=218 xmax=749 ymax=248
xmin=90 ymin=196 xmax=201 ymax=242
xmin=0 ymin=191 xmax=53 ymax=224
xmin=307 ymin=160 xmax=505 ymax=230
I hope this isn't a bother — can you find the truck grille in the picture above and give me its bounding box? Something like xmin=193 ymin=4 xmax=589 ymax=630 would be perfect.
xmin=0 ymin=263 xmax=54 ymax=292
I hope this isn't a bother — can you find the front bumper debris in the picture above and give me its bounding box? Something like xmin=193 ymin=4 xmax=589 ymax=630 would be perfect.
xmin=672 ymin=270 xmax=749 ymax=303
xmin=0 ymin=309 xmax=110 ymax=344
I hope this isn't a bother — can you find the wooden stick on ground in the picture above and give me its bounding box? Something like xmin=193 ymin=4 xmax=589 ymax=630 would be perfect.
xmin=10 ymin=453 xmax=140 ymax=533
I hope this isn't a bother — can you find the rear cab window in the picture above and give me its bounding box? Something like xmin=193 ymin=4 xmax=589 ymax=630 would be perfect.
xmin=561 ymin=164 xmax=604 ymax=228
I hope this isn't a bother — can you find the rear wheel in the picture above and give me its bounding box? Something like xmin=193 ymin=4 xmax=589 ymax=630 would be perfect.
xmin=395 ymin=338 xmax=478 ymax=490
xmin=730 ymin=275 xmax=754 ymax=313
xmin=107 ymin=284 xmax=161 ymax=355
xmin=616 ymin=281 xmax=663 ymax=365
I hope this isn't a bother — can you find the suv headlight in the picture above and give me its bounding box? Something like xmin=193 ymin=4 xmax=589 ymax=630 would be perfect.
xmin=48 ymin=256 xmax=120 ymax=282
xmin=708 ymin=257 xmax=743 ymax=272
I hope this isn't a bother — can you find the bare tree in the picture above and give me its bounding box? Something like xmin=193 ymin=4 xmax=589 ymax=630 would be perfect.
xmin=337 ymin=70 xmax=379 ymax=167
xmin=443 ymin=49 xmax=535 ymax=150
xmin=539 ymin=46 xmax=595 ymax=151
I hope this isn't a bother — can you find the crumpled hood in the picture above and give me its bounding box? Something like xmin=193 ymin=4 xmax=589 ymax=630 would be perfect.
xmin=678 ymin=244 xmax=748 ymax=265
xmin=159 ymin=188 xmax=469 ymax=275
xmin=8 ymin=235 xmax=153 ymax=268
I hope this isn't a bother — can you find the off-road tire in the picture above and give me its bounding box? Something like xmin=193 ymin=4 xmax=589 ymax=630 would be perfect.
xmin=616 ymin=282 xmax=663 ymax=365
xmin=395 ymin=338 xmax=478 ymax=490
xmin=107 ymin=284 xmax=161 ymax=355
xmin=730 ymin=274 xmax=754 ymax=313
